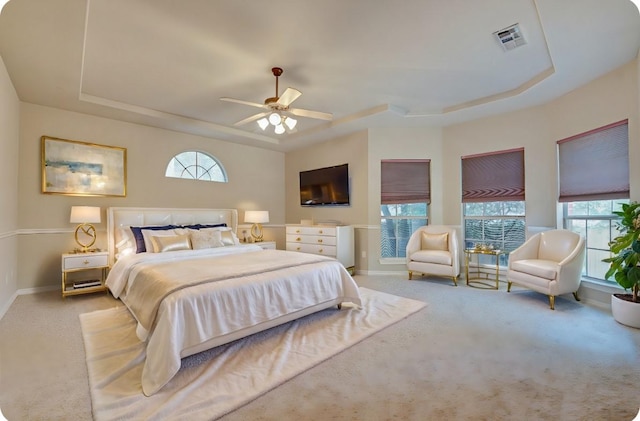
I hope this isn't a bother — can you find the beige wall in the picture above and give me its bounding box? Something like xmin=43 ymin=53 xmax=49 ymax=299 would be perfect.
xmin=17 ymin=103 xmax=285 ymax=290
xmin=284 ymin=59 xmax=639 ymax=277
xmin=285 ymin=131 xmax=369 ymax=227
xmin=3 ymin=54 xmax=639 ymax=300
xmin=0 ymin=56 xmax=20 ymax=315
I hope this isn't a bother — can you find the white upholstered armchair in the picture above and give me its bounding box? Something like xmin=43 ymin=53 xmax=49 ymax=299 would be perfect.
xmin=406 ymin=225 xmax=460 ymax=286
xmin=507 ymin=229 xmax=586 ymax=310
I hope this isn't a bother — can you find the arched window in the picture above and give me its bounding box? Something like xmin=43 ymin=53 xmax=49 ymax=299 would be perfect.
xmin=165 ymin=151 xmax=228 ymax=182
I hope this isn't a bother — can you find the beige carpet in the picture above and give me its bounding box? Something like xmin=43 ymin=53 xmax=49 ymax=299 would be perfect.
xmin=80 ymin=287 xmax=426 ymax=421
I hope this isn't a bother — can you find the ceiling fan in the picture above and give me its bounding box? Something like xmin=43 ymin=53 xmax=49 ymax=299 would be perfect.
xmin=220 ymin=67 xmax=332 ymax=134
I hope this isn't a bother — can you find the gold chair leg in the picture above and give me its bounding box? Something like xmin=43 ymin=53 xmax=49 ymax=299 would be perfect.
xmin=549 ymin=295 xmax=555 ymax=310
xmin=408 ymin=271 xmax=413 ymax=280
xmin=451 ymin=276 xmax=458 ymax=287
xmin=507 ymin=281 xmax=512 ymax=292
xmin=573 ymin=291 xmax=581 ymax=302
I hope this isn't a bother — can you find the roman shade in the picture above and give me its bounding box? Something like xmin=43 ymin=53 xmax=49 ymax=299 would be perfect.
xmin=461 ymin=148 xmax=525 ymax=203
xmin=381 ymin=160 xmax=431 ymax=204
xmin=557 ymin=120 xmax=629 ymax=202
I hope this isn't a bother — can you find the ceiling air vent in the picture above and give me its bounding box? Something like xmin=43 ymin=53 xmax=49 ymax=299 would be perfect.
xmin=494 ymin=23 xmax=526 ymax=51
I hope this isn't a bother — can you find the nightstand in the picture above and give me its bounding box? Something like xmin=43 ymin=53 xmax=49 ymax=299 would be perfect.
xmin=61 ymin=251 xmax=109 ymax=298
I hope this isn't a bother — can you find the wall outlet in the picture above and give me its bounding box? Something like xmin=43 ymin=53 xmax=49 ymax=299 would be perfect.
xmin=361 ymin=251 xmax=367 ymax=259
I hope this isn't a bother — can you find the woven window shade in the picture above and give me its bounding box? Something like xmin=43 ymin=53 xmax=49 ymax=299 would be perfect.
xmin=557 ymin=120 xmax=629 ymax=202
xmin=381 ymin=160 xmax=430 ymax=204
xmin=461 ymin=148 xmax=525 ymax=203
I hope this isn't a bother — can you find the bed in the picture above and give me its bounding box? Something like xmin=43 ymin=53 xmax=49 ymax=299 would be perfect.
xmin=105 ymin=207 xmax=362 ymax=396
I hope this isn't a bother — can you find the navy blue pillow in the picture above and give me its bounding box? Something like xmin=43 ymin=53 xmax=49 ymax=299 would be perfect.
xmin=130 ymin=225 xmax=178 ymax=253
xmin=181 ymin=223 xmax=227 ymax=230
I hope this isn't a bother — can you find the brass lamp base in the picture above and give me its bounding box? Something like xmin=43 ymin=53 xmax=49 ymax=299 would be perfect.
xmin=75 ymin=223 xmax=97 ymax=252
xmin=250 ymin=223 xmax=264 ymax=242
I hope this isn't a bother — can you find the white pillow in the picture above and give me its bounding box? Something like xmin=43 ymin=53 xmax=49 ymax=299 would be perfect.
xmin=196 ymin=227 xmax=240 ymax=246
xmin=151 ymin=234 xmax=192 ymax=253
xmin=189 ymin=229 xmax=224 ymax=250
xmin=141 ymin=228 xmax=177 ymax=253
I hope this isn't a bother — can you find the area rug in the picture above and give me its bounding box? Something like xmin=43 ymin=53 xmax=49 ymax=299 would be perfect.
xmin=80 ymin=287 xmax=426 ymax=421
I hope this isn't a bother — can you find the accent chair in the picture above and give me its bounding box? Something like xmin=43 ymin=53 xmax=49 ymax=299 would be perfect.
xmin=506 ymin=229 xmax=586 ymax=310
xmin=406 ymin=225 xmax=460 ymax=286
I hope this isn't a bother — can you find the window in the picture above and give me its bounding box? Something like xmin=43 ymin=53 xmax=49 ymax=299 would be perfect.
xmin=558 ymin=120 xmax=629 ymax=282
xmin=563 ymin=200 xmax=629 ymax=280
xmin=461 ymin=148 xmax=525 ymax=266
xmin=464 ymin=202 xmax=525 ymax=266
xmin=380 ymin=160 xmax=430 ymax=259
xmin=165 ymin=151 xmax=227 ymax=182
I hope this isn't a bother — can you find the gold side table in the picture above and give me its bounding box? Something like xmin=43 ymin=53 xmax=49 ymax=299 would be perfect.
xmin=464 ymin=248 xmax=504 ymax=290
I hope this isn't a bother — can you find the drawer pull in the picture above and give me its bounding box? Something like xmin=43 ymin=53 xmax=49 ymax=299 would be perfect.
xmin=296 ymin=237 xmax=301 ymax=241
xmin=319 ymin=249 xmax=324 ymax=253
xmin=317 ymin=239 xmax=323 ymax=243
xmin=296 ymin=247 xmax=301 ymax=251
xmin=296 ymin=229 xmax=300 ymax=233
xmin=318 ymin=230 xmax=323 ymax=234
xmin=83 ymin=260 xmax=90 ymax=265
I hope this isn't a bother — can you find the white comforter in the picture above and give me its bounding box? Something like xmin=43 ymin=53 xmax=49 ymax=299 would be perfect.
xmin=105 ymin=246 xmax=362 ymax=396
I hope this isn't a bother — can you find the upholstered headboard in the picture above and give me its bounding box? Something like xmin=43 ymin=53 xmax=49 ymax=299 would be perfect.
xmin=107 ymin=207 xmax=238 ymax=265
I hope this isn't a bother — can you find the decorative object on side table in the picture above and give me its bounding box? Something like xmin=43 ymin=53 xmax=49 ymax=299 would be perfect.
xmin=603 ymin=201 xmax=640 ymax=328
xmin=244 ymin=210 xmax=269 ymax=242
xmin=70 ymin=206 xmax=101 ymax=252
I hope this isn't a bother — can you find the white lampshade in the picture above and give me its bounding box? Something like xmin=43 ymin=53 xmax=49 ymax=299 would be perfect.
xmin=274 ymin=124 xmax=285 ymax=134
xmin=268 ymin=112 xmax=281 ymax=126
xmin=632 ymin=0 xmax=640 ymax=11
xmin=0 ymin=0 xmax=11 ymax=13
xmin=284 ymin=116 xmax=297 ymax=130
xmin=70 ymin=206 xmax=101 ymax=224
xmin=244 ymin=210 xmax=269 ymax=224
xmin=257 ymin=118 xmax=269 ymax=130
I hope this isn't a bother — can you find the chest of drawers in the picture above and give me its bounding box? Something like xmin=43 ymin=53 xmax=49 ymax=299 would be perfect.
xmin=285 ymin=225 xmax=354 ymax=273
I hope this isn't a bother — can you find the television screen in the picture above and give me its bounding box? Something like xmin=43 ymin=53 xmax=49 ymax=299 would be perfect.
xmin=299 ymin=164 xmax=350 ymax=206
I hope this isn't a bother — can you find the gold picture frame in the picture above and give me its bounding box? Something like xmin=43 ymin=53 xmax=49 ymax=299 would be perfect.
xmin=41 ymin=136 xmax=127 ymax=197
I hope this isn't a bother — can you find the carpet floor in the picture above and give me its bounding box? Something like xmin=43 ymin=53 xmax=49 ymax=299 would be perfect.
xmin=80 ymin=287 xmax=426 ymax=420
xmin=1 ymin=274 xmax=640 ymax=420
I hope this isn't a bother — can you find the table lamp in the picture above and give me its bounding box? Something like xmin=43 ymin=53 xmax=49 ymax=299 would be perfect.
xmin=70 ymin=206 xmax=101 ymax=252
xmin=244 ymin=210 xmax=269 ymax=242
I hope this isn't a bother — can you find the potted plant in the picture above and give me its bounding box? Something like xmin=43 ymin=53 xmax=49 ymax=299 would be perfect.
xmin=603 ymin=201 xmax=640 ymax=328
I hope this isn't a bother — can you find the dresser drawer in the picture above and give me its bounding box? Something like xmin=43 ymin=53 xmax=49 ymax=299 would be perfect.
xmin=286 ymin=243 xmax=337 ymax=257
xmin=286 ymin=234 xmax=337 ymax=246
xmin=63 ymin=254 xmax=108 ymax=270
xmin=285 ymin=226 xmax=337 ymax=236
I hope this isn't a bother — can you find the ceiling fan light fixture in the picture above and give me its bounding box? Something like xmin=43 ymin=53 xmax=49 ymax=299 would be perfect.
xmin=257 ymin=118 xmax=269 ymax=130
xmin=284 ymin=116 xmax=297 ymax=130
xmin=268 ymin=112 xmax=281 ymax=126
xmin=274 ymin=124 xmax=285 ymax=135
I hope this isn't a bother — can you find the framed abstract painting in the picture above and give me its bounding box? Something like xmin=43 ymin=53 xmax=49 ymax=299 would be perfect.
xmin=41 ymin=136 xmax=127 ymax=197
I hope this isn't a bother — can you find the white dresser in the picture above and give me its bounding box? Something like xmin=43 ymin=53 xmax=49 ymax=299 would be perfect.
xmin=285 ymin=224 xmax=354 ymax=273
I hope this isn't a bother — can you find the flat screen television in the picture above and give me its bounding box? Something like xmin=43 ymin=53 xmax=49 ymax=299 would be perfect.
xmin=299 ymin=163 xmax=350 ymax=206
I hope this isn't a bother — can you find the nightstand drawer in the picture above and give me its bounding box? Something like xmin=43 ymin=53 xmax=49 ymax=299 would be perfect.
xmin=63 ymin=254 xmax=108 ymax=270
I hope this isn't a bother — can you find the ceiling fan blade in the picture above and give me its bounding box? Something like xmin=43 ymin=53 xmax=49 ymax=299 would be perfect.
xmin=234 ymin=111 xmax=269 ymax=126
xmin=277 ymin=87 xmax=302 ymax=107
xmin=220 ymin=97 xmax=267 ymax=109
xmin=288 ymin=107 xmax=333 ymax=121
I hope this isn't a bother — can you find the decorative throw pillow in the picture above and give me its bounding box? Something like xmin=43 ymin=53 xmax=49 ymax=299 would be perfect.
xmin=421 ymin=232 xmax=449 ymax=251
xmin=220 ymin=230 xmax=240 ymax=246
xmin=130 ymin=225 xmax=177 ymax=253
xmin=189 ymin=229 xmax=224 ymax=250
xmin=151 ymin=234 xmax=192 ymax=253
xmin=141 ymin=228 xmax=178 ymax=253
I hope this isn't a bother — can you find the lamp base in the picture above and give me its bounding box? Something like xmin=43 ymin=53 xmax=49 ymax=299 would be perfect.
xmin=250 ymin=223 xmax=264 ymax=242
xmin=75 ymin=223 xmax=97 ymax=251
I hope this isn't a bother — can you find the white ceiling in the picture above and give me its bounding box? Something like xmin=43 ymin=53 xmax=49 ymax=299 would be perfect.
xmin=1 ymin=0 xmax=639 ymax=152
